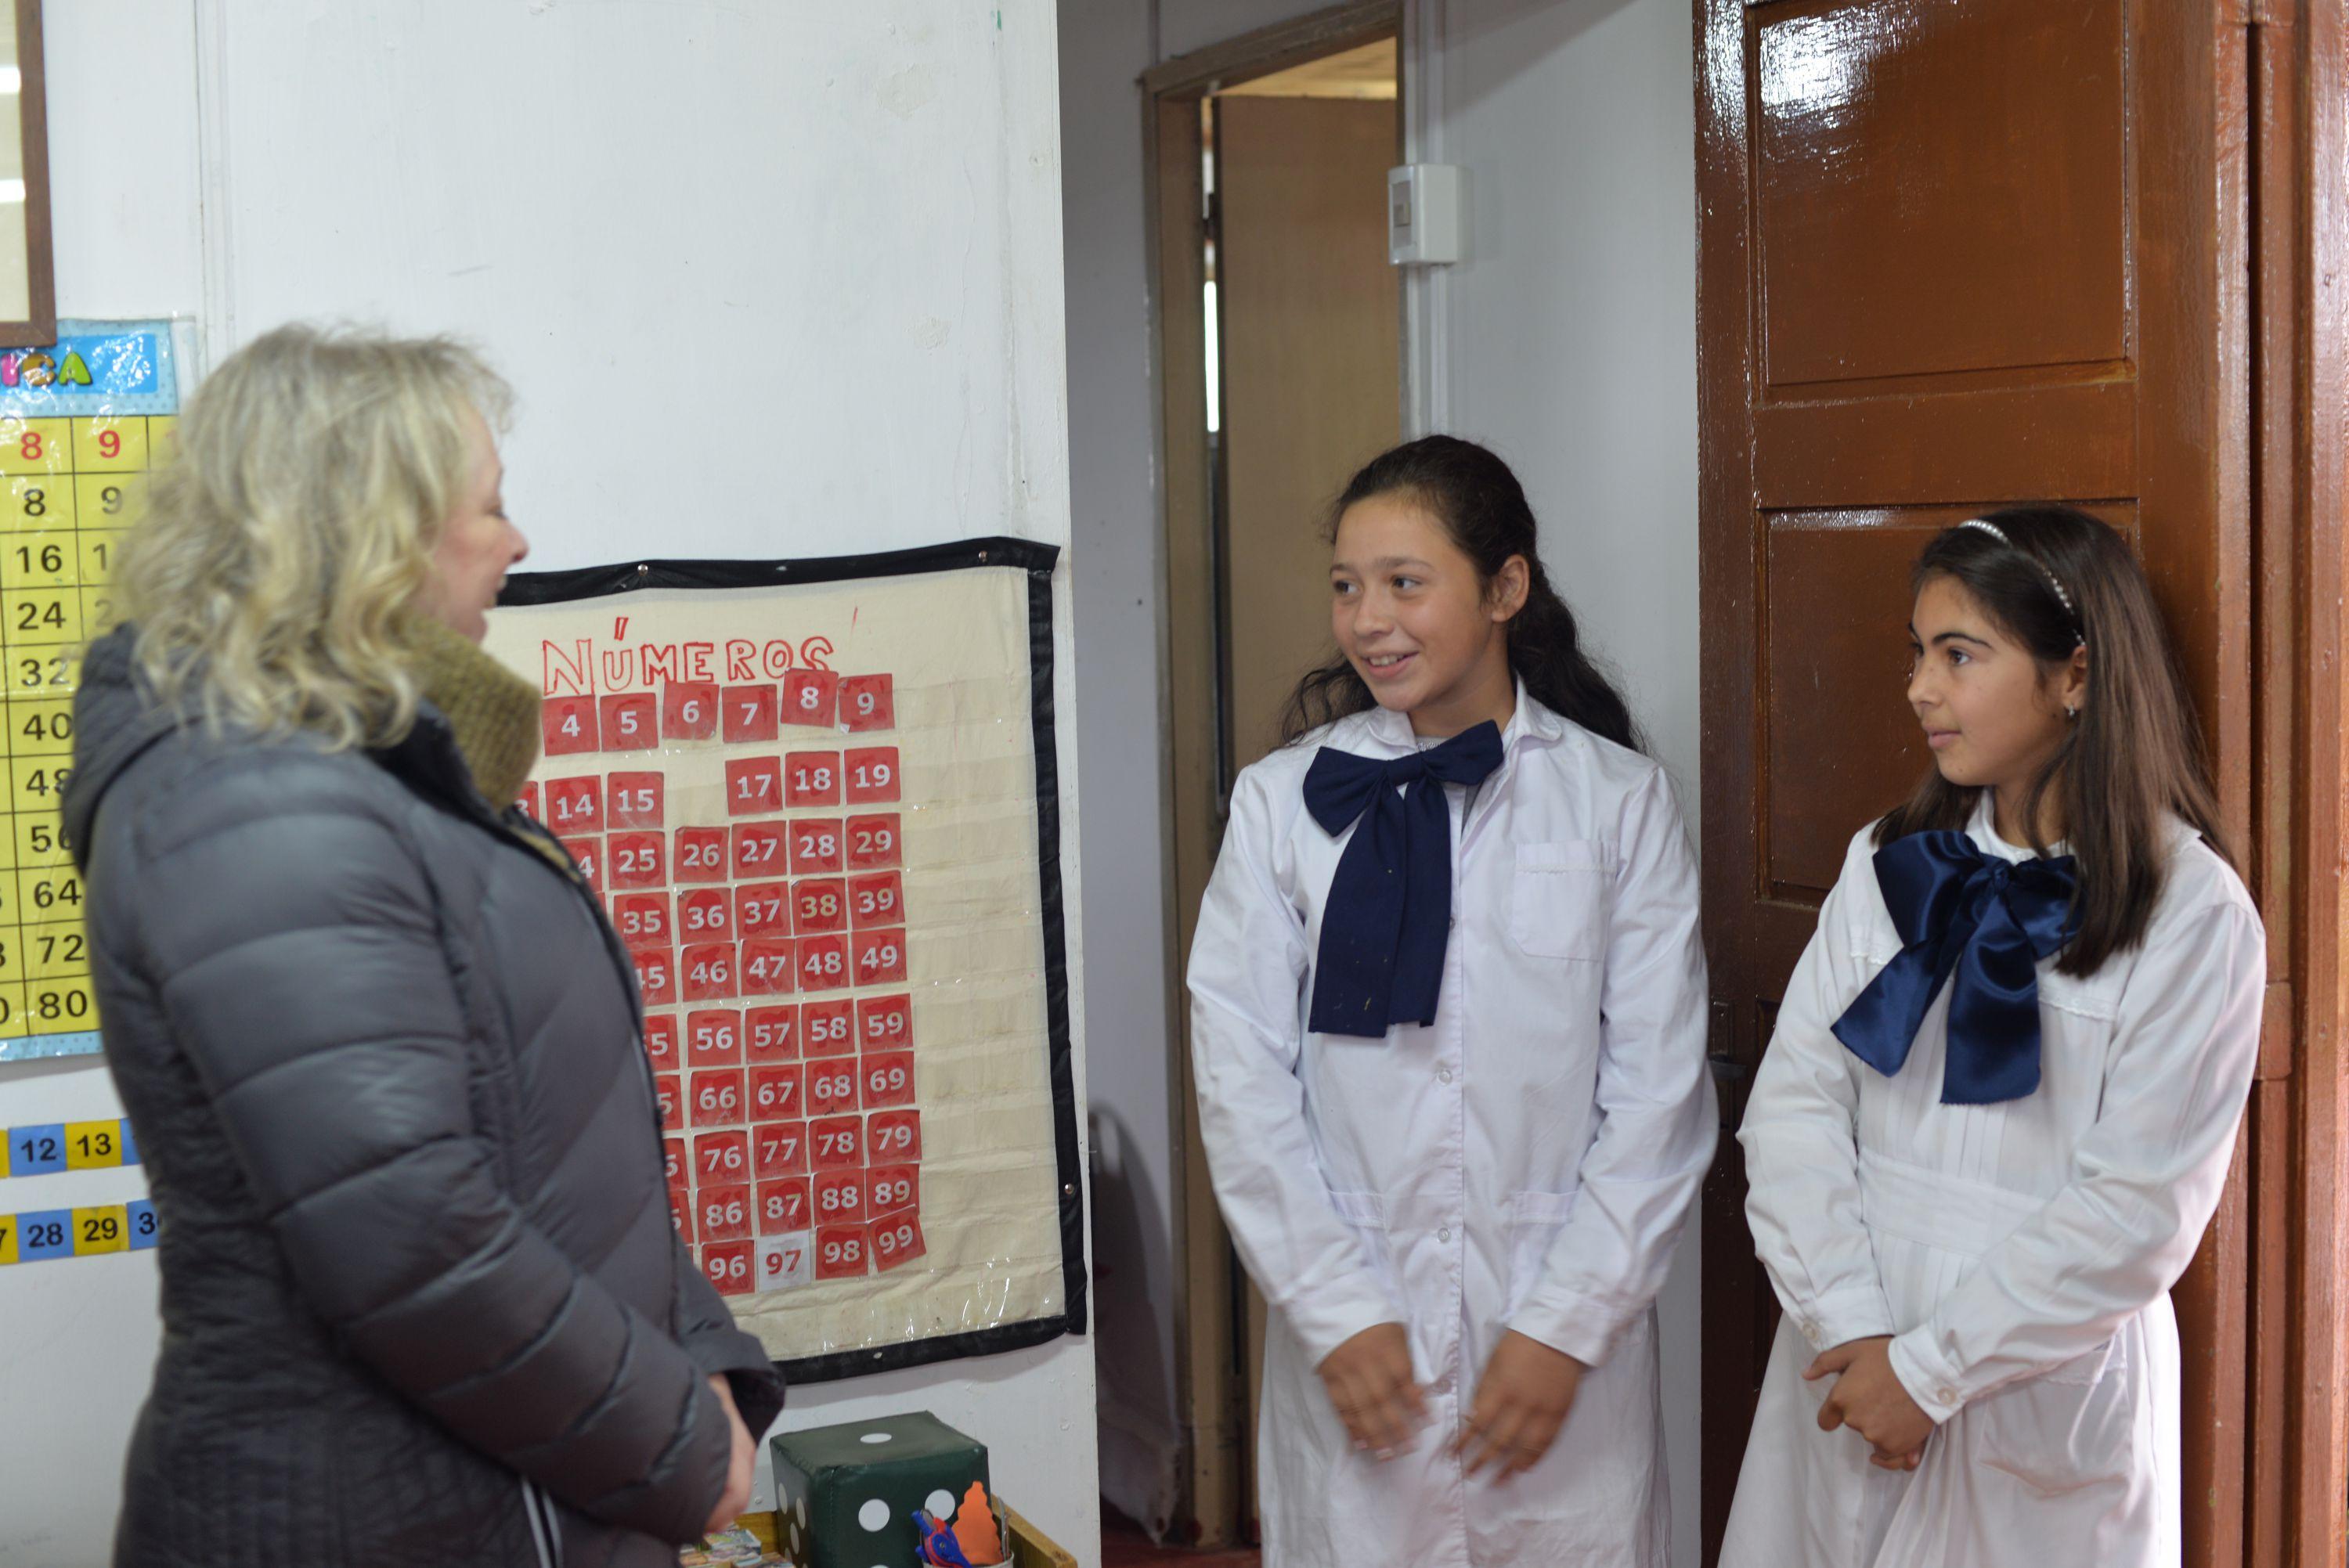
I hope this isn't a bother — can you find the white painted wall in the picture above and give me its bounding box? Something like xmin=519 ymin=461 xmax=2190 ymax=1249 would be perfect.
xmin=1056 ymin=0 xmax=1704 ymax=1557
xmin=0 ymin=3 xmax=1099 ymax=1564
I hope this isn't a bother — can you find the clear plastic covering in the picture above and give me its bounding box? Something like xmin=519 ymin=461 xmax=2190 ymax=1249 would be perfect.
xmin=488 ymin=544 xmax=1084 ymax=1379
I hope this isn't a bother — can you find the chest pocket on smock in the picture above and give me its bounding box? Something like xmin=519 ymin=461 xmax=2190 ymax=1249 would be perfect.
xmin=1508 ymin=841 xmax=1611 ymax=961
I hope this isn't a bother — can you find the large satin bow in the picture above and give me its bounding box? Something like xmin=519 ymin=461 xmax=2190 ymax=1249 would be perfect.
xmin=1303 ymin=720 xmax=1505 ymax=1037
xmin=1831 ymin=830 xmax=2081 ymax=1105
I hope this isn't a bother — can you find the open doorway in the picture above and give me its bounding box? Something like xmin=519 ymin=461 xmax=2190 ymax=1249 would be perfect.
xmin=1142 ymin=5 xmax=1401 ymax=1551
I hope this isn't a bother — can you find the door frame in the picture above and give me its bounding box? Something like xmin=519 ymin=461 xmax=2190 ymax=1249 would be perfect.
xmin=1139 ymin=1 xmax=1402 ymax=1545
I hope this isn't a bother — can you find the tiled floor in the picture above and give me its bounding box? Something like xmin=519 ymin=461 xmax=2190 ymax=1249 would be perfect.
xmin=1099 ymin=1507 xmax=1260 ymax=1568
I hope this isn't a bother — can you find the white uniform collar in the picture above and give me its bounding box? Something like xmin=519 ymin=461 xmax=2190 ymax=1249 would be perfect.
xmin=1965 ymin=790 xmax=2067 ymax=862
xmin=1358 ymin=677 xmax=1565 ymax=753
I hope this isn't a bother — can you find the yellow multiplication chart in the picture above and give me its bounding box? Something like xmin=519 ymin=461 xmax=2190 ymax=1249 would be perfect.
xmin=0 ymin=320 xmax=180 ymax=1062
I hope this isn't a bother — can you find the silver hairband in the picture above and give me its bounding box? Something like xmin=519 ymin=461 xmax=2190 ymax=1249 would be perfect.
xmin=1958 ymin=518 xmax=2084 ymax=644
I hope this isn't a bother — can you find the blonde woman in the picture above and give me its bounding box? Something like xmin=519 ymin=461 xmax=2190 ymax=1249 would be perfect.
xmin=66 ymin=326 xmax=781 ymax=1568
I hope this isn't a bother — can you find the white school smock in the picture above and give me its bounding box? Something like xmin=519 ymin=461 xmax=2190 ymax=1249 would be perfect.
xmin=1722 ymin=798 xmax=2264 ymax=1568
xmin=1186 ymin=690 xmax=1714 ymax=1568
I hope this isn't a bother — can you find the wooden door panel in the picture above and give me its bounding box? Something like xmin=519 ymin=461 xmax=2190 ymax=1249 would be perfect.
xmin=1696 ymin=0 xmax=2247 ymax=1563
xmin=1763 ymin=512 xmax=1942 ymax=894
xmin=1755 ymin=0 xmax=2130 ymax=387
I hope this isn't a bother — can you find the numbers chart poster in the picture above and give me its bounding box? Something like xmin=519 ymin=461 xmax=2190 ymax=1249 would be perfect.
xmin=489 ymin=539 xmax=1086 ymax=1381
xmin=0 ymin=320 xmax=182 ymax=1064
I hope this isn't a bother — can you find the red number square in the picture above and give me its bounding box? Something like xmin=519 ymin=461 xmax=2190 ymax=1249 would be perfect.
xmin=746 ymin=1004 xmax=800 ymax=1062
xmin=702 ymin=1238 xmax=754 ymax=1295
xmin=865 ymin=1164 xmax=919 ymax=1216
xmin=678 ymin=888 xmax=734 ymax=944
xmin=682 ymin=943 xmax=738 ymax=1002
xmin=654 ymin=1072 xmax=684 ymax=1133
xmin=814 ymin=1167 xmax=867 ymax=1227
xmin=598 ymin=693 xmax=658 ymax=752
xmin=736 ymin=881 xmax=791 ymax=939
xmin=839 ymin=674 xmax=896 ymax=733
xmin=686 ymin=1007 xmax=742 ymax=1067
xmin=609 ymin=831 xmax=666 ymax=889
xmin=849 ymin=871 xmax=904 ymax=929
xmin=856 ymin=994 xmax=913 ymax=1051
xmin=671 ymin=1195 xmax=695 ymax=1245
xmin=695 ymin=1130 xmax=750 ymax=1186
xmin=606 ymin=770 xmax=666 ymax=829
xmin=793 ymin=878 xmax=847 ymax=935
xmin=688 ymin=1069 xmax=745 ymax=1127
xmin=757 ymin=1177 xmax=811 ymax=1235
xmin=518 ymin=781 xmax=541 ymax=820
xmin=544 ymin=775 xmax=602 ymax=834
xmin=731 ymin=822 xmax=788 ymax=879
xmin=802 ymin=999 xmax=856 ymax=1058
xmin=543 ymin=695 xmax=599 ymax=755
xmin=810 ymin=1114 xmax=864 ymax=1171
xmin=785 ymin=751 xmax=842 ymax=807
xmin=662 ymin=679 xmax=720 ymax=741
xmin=870 ymin=1211 xmax=927 ymax=1273
xmin=723 ymin=683 xmax=780 ymax=744
xmin=612 ymin=892 xmax=673 ymax=950
xmin=632 ymin=945 xmax=677 ymax=1007
xmin=789 ymin=819 xmax=844 ymax=874
xmin=725 ymin=755 xmax=783 ymax=817
xmin=674 ymin=827 xmax=728 ymax=885
xmin=699 ymin=1184 xmax=752 ymax=1243
xmin=867 ymin=1108 xmax=922 ymax=1163
xmin=797 ymin=933 xmax=849 ymax=993
xmin=846 ymin=814 xmax=901 ymax=871
xmin=783 ymin=669 xmax=839 ymax=728
xmin=561 ymin=835 xmax=603 ymax=892
xmin=738 ymin=935 xmax=798 ymax=997
xmin=752 ymin=1121 xmax=808 ymax=1178
xmin=845 ymin=746 xmax=901 ymax=805
xmin=750 ymin=1062 xmax=804 ymax=1122
xmin=806 ymin=1059 xmax=860 ymax=1118
xmin=662 ymin=1135 xmax=687 ymax=1188
xmin=853 ymin=928 xmax=907 ymax=988
xmin=815 ymin=1224 xmax=868 ymax=1281
xmin=860 ymin=1050 xmax=916 ymax=1109
xmin=643 ymin=1012 xmax=679 ymax=1070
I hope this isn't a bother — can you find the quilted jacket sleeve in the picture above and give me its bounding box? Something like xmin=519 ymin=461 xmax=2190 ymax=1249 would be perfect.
xmin=128 ymin=752 xmax=736 ymax=1542
xmin=669 ymin=1228 xmax=787 ymax=1439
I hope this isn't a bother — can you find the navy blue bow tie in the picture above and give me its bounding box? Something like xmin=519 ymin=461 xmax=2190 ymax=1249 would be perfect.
xmin=1302 ymin=721 xmax=1506 ymax=1037
xmin=1831 ymin=831 xmax=2081 ymax=1105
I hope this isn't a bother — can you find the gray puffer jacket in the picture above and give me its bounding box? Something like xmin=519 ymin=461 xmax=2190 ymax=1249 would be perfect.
xmin=66 ymin=626 xmax=785 ymax=1568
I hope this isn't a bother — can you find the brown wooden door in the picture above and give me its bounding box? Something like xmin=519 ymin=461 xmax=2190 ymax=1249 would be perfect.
xmin=1692 ymin=2 xmax=2251 ymax=1563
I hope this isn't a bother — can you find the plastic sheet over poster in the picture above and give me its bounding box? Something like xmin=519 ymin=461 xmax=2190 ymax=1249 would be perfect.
xmin=489 ymin=539 xmax=1085 ymax=1381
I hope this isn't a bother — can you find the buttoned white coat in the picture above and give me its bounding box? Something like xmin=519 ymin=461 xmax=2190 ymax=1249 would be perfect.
xmin=1723 ymin=801 xmax=2264 ymax=1567
xmin=1187 ymin=690 xmax=1715 ymax=1568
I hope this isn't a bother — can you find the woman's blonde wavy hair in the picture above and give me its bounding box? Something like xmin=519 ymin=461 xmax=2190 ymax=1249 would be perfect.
xmin=111 ymin=323 xmax=513 ymax=750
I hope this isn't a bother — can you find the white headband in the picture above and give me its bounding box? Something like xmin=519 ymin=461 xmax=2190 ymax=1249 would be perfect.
xmin=1958 ymin=518 xmax=2084 ymax=645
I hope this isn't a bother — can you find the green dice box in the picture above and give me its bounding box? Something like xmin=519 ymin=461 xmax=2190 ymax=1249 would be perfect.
xmin=770 ymin=1412 xmax=990 ymax=1568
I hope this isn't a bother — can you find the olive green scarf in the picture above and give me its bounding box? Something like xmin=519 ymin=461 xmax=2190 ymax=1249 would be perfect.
xmin=410 ymin=620 xmax=542 ymax=813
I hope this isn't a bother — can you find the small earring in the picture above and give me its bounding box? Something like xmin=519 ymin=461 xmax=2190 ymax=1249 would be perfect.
xmin=2066 ymin=706 xmax=2080 ymax=720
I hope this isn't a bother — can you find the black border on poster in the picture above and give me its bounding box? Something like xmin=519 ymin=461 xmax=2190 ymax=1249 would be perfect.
xmin=499 ymin=536 xmax=1088 ymax=1385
